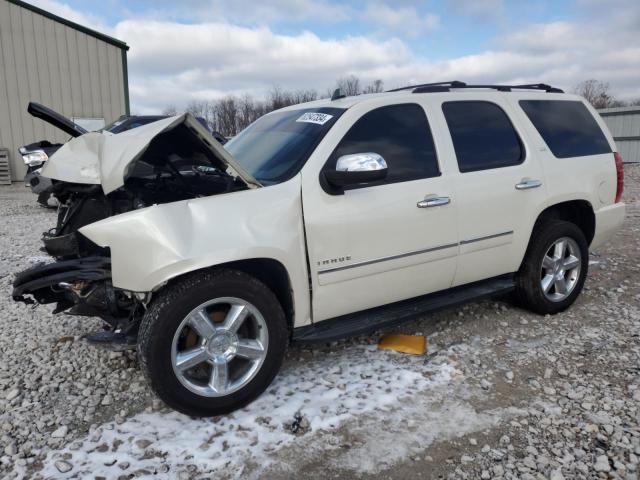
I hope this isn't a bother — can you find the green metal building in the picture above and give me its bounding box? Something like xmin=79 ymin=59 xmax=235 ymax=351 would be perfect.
xmin=0 ymin=0 xmax=129 ymax=181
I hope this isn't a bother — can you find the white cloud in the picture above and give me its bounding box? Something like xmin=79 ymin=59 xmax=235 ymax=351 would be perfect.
xmin=445 ymin=0 xmax=504 ymax=21
xmin=126 ymin=0 xmax=351 ymax=25
xmin=120 ymin=11 xmax=640 ymax=113
xmin=25 ymin=0 xmax=110 ymax=33
xmin=115 ymin=20 xmax=412 ymax=112
xmin=214 ymin=0 xmax=352 ymax=23
xmin=20 ymin=0 xmax=640 ymax=114
xmin=364 ymin=3 xmax=440 ymax=36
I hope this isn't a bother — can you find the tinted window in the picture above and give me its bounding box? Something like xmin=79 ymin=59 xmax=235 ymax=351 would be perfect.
xmin=226 ymin=107 xmax=344 ymax=184
xmin=330 ymin=104 xmax=439 ymax=186
xmin=519 ymin=100 xmax=611 ymax=158
xmin=443 ymin=101 xmax=523 ymax=173
xmin=104 ymin=117 xmax=165 ymax=134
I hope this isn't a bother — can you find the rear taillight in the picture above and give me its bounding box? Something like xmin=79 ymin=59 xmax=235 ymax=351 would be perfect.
xmin=614 ymin=152 xmax=624 ymax=203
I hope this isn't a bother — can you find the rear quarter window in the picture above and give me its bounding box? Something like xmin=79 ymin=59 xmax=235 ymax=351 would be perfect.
xmin=519 ymin=100 xmax=611 ymax=158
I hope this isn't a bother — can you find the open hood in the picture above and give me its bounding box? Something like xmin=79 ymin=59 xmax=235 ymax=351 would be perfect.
xmin=28 ymin=102 xmax=88 ymax=138
xmin=41 ymin=113 xmax=261 ymax=194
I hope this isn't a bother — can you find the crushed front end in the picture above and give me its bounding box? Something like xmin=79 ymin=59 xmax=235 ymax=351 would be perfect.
xmin=12 ymin=200 xmax=149 ymax=345
xmin=11 ymin=113 xmax=257 ymax=346
xmin=12 ymin=256 xmax=143 ymax=343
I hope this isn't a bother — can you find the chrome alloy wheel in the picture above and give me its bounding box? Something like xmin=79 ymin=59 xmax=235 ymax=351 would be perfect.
xmin=171 ymin=297 xmax=269 ymax=397
xmin=540 ymin=237 xmax=582 ymax=302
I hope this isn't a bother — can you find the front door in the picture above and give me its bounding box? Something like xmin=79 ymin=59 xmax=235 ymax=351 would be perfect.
xmin=301 ymin=102 xmax=459 ymax=322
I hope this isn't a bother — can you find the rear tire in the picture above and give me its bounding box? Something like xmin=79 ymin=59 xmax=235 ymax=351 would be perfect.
xmin=515 ymin=219 xmax=588 ymax=315
xmin=138 ymin=269 xmax=288 ymax=417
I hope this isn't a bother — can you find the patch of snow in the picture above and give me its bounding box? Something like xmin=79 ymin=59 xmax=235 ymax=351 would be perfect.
xmin=38 ymin=342 xmax=520 ymax=478
xmin=321 ymin=403 xmax=523 ymax=474
xmin=26 ymin=255 xmax=54 ymax=265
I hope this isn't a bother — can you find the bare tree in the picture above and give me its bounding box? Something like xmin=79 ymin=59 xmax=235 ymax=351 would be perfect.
xmin=267 ymin=85 xmax=294 ymax=111
xmin=363 ymin=79 xmax=384 ymax=94
xmin=163 ymin=78 xmax=396 ymax=136
xmin=162 ymin=105 xmax=178 ymax=116
xmin=574 ymin=79 xmax=622 ymax=109
xmin=214 ymin=96 xmax=239 ymax=137
xmin=335 ymin=75 xmax=361 ymax=96
xmin=185 ymin=100 xmax=213 ymax=128
xmin=237 ymin=93 xmax=265 ymax=131
xmin=291 ymin=89 xmax=318 ymax=104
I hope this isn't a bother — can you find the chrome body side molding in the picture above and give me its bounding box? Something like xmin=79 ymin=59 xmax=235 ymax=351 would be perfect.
xmin=318 ymin=231 xmax=514 ymax=275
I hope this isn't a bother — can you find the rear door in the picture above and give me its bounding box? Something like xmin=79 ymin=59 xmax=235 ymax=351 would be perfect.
xmin=301 ymin=101 xmax=459 ymax=322
xmin=437 ymin=96 xmax=547 ymax=286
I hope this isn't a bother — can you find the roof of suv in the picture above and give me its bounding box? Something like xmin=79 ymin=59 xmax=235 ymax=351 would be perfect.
xmin=281 ymin=81 xmax=582 ymax=112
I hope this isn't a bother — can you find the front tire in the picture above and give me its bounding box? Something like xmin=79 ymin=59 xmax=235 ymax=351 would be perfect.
xmin=138 ymin=269 xmax=288 ymax=417
xmin=515 ymin=219 xmax=589 ymax=315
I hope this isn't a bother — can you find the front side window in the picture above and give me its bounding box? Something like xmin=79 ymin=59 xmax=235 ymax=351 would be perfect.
xmin=519 ymin=100 xmax=611 ymax=158
xmin=329 ymin=103 xmax=440 ymax=187
xmin=443 ymin=101 xmax=524 ymax=173
xmin=225 ymin=107 xmax=344 ymax=184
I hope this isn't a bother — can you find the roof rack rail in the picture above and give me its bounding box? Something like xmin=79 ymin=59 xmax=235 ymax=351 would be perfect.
xmin=386 ymin=81 xmax=563 ymax=94
xmin=386 ymin=81 xmax=467 ymax=92
xmin=406 ymin=82 xmax=564 ymax=94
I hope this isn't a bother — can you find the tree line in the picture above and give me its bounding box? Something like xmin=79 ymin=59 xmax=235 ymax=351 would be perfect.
xmin=162 ymin=76 xmax=638 ymax=137
xmin=573 ymin=79 xmax=640 ymax=110
xmin=162 ymin=76 xmax=385 ymax=137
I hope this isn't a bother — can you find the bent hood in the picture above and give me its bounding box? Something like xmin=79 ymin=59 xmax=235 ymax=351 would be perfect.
xmin=28 ymin=102 xmax=88 ymax=138
xmin=41 ymin=113 xmax=260 ymax=194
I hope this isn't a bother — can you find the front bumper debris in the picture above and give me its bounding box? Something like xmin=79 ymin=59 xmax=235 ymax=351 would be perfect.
xmin=12 ymin=256 xmax=111 ymax=306
xmin=42 ymin=232 xmax=80 ymax=258
xmin=13 ymin=256 xmax=143 ymax=342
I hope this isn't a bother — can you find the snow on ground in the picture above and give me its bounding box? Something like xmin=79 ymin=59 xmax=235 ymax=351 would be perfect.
xmin=35 ymin=341 xmax=519 ymax=479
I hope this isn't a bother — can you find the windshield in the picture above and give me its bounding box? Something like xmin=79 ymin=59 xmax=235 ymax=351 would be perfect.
xmin=101 ymin=117 xmax=127 ymax=133
xmin=225 ymin=107 xmax=344 ymax=184
xmin=100 ymin=116 xmax=166 ymax=134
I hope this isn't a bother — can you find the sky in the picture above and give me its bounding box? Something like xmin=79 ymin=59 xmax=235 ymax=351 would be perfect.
xmin=27 ymin=0 xmax=640 ymax=114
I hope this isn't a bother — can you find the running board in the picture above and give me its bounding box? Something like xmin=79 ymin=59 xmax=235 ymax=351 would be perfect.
xmin=292 ymin=275 xmax=515 ymax=344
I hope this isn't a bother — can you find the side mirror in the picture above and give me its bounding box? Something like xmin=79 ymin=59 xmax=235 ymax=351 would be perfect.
xmin=324 ymin=153 xmax=388 ymax=188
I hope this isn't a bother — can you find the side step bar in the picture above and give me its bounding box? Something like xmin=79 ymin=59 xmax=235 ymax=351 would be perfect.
xmin=292 ymin=275 xmax=515 ymax=345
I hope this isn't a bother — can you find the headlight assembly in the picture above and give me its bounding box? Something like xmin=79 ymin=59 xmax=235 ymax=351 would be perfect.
xmin=21 ymin=150 xmax=48 ymax=167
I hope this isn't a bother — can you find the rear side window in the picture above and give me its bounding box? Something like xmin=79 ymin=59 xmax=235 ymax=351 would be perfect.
xmin=442 ymin=101 xmax=523 ymax=173
xmin=519 ymin=100 xmax=611 ymax=158
xmin=330 ymin=103 xmax=440 ymax=186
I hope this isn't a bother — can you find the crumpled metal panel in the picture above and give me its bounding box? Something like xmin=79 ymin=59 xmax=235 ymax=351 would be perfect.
xmin=40 ymin=113 xmax=259 ymax=193
xmin=79 ymin=176 xmax=312 ymax=327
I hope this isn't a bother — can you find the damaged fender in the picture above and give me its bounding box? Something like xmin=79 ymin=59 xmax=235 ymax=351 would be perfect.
xmin=79 ymin=177 xmax=312 ymax=327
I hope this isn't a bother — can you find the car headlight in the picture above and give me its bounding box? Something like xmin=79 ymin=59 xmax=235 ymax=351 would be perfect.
xmin=21 ymin=150 xmax=48 ymax=167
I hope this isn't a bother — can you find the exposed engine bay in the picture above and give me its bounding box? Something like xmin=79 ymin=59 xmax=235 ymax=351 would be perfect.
xmin=12 ymin=114 xmax=254 ymax=344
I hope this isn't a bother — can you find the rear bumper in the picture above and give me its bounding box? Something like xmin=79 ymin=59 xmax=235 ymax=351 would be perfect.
xmin=591 ymin=202 xmax=626 ymax=250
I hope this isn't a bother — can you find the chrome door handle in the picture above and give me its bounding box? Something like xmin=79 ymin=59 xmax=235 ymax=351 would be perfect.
xmin=417 ymin=196 xmax=451 ymax=208
xmin=515 ymin=179 xmax=542 ymax=190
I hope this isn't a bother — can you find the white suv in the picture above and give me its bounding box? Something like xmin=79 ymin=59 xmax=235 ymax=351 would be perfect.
xmin=13 ymin=81 xmax=626 ymax=416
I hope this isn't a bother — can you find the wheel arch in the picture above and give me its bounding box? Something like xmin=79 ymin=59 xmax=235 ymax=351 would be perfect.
xmin=518 ymin=199 xmax=595 ymax=271
xmin=533 ymin=199 xmax=596 ymax=246
xmin=160 ymin=258 xmax=296 ymax=333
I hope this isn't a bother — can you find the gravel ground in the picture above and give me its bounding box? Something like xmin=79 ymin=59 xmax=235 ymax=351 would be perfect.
xmin=0 ymin=165 xmax=638 ymax=480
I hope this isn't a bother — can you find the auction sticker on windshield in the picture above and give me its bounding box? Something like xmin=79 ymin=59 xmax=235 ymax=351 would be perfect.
xmin=296 ymin=112 xmax=334 ymax=125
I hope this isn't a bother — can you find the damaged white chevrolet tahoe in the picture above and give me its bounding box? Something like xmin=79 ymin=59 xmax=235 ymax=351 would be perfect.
xmin=13 ymin=82 xmax=626 ymax=416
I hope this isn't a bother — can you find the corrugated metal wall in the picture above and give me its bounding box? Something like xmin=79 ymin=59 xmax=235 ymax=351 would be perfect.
xmin=598 ymin=106 xmax=640 ymax=163
xmin=0 ymin=0 xmax=128 ymax=180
